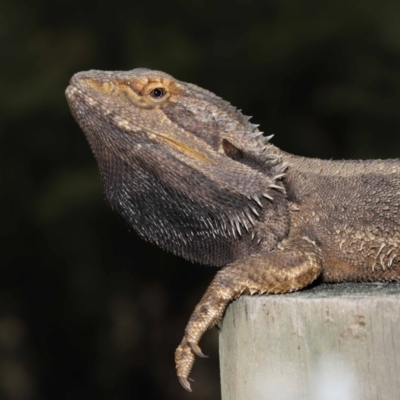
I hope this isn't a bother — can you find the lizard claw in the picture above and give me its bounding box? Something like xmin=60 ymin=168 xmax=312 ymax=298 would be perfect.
xmin=188 ymin=341 xmax=208 ymax=358
xmin=178 ymin=376 xmax=193 ymax=392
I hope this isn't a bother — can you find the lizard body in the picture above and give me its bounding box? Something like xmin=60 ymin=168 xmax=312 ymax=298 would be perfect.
xmin=65 ymin=69 xmax=400 ymax=391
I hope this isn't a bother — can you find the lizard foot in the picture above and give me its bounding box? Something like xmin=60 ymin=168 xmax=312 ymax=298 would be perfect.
xmin=175 ymin=338 xmax=196 ymax=391
xmin=175 ymin=338 xmax=208 ymax=391
xmin=175 ymin=281 xmax=236 ymax=391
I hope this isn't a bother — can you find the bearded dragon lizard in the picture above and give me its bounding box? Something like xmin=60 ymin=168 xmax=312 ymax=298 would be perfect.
xmin=66 ymin=68 xmax=400 ymax=391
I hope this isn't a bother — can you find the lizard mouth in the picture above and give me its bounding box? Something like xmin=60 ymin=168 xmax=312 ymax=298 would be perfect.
xmin=66 ymin=84 xmax=211 ymax=163
xmin=155 ymin=134 xmax=210 ymax=162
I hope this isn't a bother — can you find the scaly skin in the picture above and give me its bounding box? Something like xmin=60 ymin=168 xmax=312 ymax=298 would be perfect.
xmin=66 ymin=69 xmax=400 ymax=391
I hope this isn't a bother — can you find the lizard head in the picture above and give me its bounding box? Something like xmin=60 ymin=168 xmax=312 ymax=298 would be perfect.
xmin=66 ymin=68 xmax=290 ymax=265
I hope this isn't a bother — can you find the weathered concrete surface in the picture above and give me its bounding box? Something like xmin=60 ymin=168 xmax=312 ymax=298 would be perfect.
xmin=219 ymin=283 xmax=400 ymax=400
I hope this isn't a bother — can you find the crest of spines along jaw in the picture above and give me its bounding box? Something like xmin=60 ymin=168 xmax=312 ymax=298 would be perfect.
xmin=188 ymin=118 xmax=288 ymax=244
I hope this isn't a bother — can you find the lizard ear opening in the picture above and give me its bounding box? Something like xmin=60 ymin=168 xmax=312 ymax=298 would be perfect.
xmin=222 ymin=139 xmax=243 ymax=161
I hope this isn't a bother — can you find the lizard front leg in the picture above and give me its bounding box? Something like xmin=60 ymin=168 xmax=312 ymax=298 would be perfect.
xmin=175 ymin=236 xmax=323 ymax=391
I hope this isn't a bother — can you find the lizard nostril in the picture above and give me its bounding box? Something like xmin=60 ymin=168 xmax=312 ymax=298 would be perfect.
xmin=102 ymin=81 xmax=115 ymax=94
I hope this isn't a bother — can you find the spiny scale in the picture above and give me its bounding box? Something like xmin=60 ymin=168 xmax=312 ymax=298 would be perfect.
xmin=252 ymin=194 xmax=262 ymax=207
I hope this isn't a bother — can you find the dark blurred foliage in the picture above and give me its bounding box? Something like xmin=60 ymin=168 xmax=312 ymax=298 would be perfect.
xmin=1 ymin=0 xmax=400 ymax=399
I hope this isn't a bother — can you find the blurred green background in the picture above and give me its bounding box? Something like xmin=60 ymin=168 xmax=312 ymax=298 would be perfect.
xmin=2 ymin=0 xmax=400 ymax=399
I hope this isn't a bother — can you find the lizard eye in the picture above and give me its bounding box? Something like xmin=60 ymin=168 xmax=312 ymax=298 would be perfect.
xmin=150 ymin=88 xmax=166 ymax=99
xmin=222 ymin=139 xmax=243 ymax=161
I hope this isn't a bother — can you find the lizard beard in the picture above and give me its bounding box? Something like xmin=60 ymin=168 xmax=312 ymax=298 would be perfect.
xmin=69 ymin=98 xmax=289 ymax=266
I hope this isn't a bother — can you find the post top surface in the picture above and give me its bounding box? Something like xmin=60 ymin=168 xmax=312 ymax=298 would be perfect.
xmin=242 ymin=282 xmax=400 ymax=301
